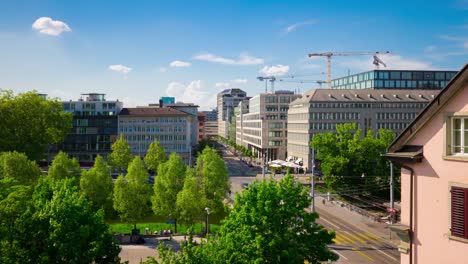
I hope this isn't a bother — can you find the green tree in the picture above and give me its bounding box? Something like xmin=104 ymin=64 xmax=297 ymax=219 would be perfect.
xmin=176 ymin=168 xmax=203 ymax=226
xmin=195 ymin=146 xmax=230 ymax=214
xmin=0 ymin=151 xmax=41 ymax=185
xmin=152 ymin=152 xmax=187 ymax=233
xmin=48 ymin=151 xmax=81 ymax=184
xmin=0 ymin=90 xmax=73 ymax=161
xmin=80 ymin=155 xmax=114 ymax=215
xmin=0 ymin=177 xmax=120 ymax=264
xmin=108 ymin=134 xmax=132 ymax=173
xmin=113 ymin=157 xmax=151 ymax=230
xmin=311 ymin=123 xmax=397 ymax=196
xmin=144 ymin=140 xmax=167 ymax=172
xmin=151 ymin=175 xmax=337 ymax=264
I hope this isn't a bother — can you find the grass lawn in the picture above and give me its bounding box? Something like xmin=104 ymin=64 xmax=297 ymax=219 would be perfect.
xmin=109 ymin=222 xmax=220 ymax=235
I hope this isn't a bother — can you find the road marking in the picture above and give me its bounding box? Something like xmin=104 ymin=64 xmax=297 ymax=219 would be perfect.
xmin=343 ymin=231 xmax=366 ymax=244
xmin=355 ymin=249 xmax=375 ymax=262
xmin=319 ymin=216 xmax=342 ymax=230
xmin=364 ymin=232 xmax=383 ymax=242
xmin=370 ymin=245 xmax=399 ymax=262
xmin=331 ymin=249 xmax=349 ymax=260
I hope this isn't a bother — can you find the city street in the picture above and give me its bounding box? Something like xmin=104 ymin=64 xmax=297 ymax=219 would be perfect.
xmin=222 ymin=147 xmax=400 ymax=264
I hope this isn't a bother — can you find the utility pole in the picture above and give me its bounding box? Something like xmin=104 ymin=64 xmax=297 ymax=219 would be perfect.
xmin=390 ymin=161 xmax=394 ymax=223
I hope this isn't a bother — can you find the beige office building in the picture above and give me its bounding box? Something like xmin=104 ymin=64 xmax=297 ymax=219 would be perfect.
xmin=236 ymin=91 xmax=300 ymax=161
xmin=118 ymin=107 xmax=195 ymax=162
xmin=287 ymin=89 xmax=439 ymax=171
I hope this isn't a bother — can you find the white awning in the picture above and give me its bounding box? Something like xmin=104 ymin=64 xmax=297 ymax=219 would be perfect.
xmin=286 ymin=156 xmax=293 ymax=162
xmin=294 ymin=158 xmax=303 ymax=164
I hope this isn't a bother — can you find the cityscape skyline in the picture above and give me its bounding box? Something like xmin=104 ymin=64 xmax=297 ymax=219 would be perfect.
xmin=0 ymin=0 xmax=467 ymax=110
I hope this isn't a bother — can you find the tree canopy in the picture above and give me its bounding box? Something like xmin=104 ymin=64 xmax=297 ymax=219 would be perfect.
xmin=0 ymin=151 xmax=41 ymax=185
xmin=176 ymin=168 xmax=204 ymax=226
xmin=152 ymin=152 xmax=187 ymax=232
xmin=150 ymin=175 xmax=337 ymax=264
xmin=113 ymin=157 xmax=151 ymax=229
xmin=311 ymin=123 xmax=397 ymax=195
xmin=108 ymin=134 xmax=132 ymax=173
xmin=195 ymin=146 xmax=230 ymax=214
xmin=0 ymin=177 xmax=120 ymax=264
xmin=144 ymin=140 xmax=167 ymax=172
xmin=48 ymin=151 xmax=81 ymax=184
xmin=80 ymin=155 xmax=114 ymax=216
xmin=0 ymin=90 xmax=73 ymax=161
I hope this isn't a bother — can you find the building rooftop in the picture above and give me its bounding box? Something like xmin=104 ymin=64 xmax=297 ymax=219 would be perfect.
xmin=291 ymin=89 xmax=439 ymax=104
xmin=119 ymin=107 xmax=188 ymax=116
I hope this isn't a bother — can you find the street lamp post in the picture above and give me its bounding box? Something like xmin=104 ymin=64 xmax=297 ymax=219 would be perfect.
xmin=205 ymin=207 xmax=211 ymax=235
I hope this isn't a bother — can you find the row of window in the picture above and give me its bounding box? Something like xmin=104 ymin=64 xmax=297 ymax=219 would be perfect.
xmin=376 ymin=112 xmax=417 ymax=120
xmin=311 ymin=122 xmax=360 ymax=131
xmin=244 ymin=129 xmax=261 ymax=137
xmin=287 ymin=132 xmax=309 ymax=142
xmin=287 ymin=143 xmax=309 ymax=154
xmin=266 ymin=114 xmax=287 ymax=120
xmin=312 ymin=112 xmax=360 ymax=120
xmin=332 ymin=71 xmax=456 ymax=87
xmin=72 ymin=111 xmax=117 ymax=116
xmin=130 ymin=143 xmax=187 ymax=153
xmin=268 ymin=131 xmax=283 ymax=137
xmin=243 ymin=136 xmax=261 ymax=146
xmin=123 ymin=134 xmax=187 ymax=142
xmin=376 ymin=122 xmax=409 ymax=130
xmin=268 ymin=140 xmax=283 ymax=146
xmin=120 ymin=117 xmax=187 ymax=123
xmin=63 ymin=102 xmax=118 ymax=110
xmin=333 ymin=80 xmax=448 ymax=90
xmin=310 ymin=102 xmax=427 ymax=109
xmin=268 ymin=122 xmax=284 ymax=129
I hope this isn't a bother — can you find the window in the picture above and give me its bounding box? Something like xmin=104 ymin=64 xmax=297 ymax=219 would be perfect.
xmin=390 ymin=71 xmax=401 ymax=79
xmin=401 ymin=72 xmax=412 ymax=79
xmin=451 ymin=118 xmax=468 ymax=155
xmin=451 ymin=186 xmax=468 ymax=239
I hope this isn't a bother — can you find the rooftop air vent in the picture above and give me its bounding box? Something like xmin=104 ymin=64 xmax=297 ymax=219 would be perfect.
xmin=406 ymin=94 xmax=411 ymax=99
xmin=393 ymin=94 xmax=398 ymax=99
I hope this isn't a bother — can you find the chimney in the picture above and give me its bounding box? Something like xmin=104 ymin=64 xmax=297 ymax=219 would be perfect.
xmin=159 ymin=99 xmax=163 ymax=108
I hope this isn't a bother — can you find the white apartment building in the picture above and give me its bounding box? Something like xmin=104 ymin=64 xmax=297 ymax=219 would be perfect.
xmin=236 ymin=90 xmax=300 ymax=161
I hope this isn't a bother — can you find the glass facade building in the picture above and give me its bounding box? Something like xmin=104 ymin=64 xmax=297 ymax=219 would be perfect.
xmin=331 ymin=70 xmax=458 ymax=90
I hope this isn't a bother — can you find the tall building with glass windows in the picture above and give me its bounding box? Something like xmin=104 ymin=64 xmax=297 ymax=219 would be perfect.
xmin=217 ymin=88 xmax=247 ymax=138
xmin=331 ymin=70 xmax=458 ymax=90
xmin=51 ymin=93 xmax=123 ymax=164
xmin=236 ymin=90 xmax=300 ymax=161
xmin=287 ymin=89 xmax=439 ymax=171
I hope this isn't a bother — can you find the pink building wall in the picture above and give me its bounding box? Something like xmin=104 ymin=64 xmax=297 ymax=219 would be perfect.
xmin=400 ymin=85 xmax=468 ymax=264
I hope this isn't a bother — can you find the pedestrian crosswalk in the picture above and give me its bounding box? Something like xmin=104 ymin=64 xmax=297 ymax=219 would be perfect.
xmin=333 ymin=231 xmax=382 ymax=245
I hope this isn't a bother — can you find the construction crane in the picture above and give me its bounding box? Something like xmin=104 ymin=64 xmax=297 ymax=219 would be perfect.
xmin=257 ymin=76 xmax=277 ymax=93
xmin=279 ymin=79 xmax=327 ymax=88
xmin=307 ymin=51 xmax=391 ymax=88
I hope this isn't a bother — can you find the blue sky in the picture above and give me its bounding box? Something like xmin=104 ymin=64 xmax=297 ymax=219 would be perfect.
xmin=0 ymin=0 xmax=467 ymax=110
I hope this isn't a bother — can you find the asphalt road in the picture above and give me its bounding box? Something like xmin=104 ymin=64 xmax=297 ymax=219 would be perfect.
xmin=316 ymin=207 xmax=400 ymax=264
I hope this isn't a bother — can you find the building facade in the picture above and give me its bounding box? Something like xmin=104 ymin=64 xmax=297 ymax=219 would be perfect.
xmin=118 ymin=107 xmax=194 ymax=163
xmin=217 ymin=88 xmax=247 ymax=138
xmin=236 ymin=91 xmax=300 ymax=161
xmin=201 ymin=110 xmax=218 ymax=139
xmin=385 ymin=65 xmax=468 ymax=264
xmin=287 ymin=89 xmax=439 ymax=171
xmin=331 ymin=70 xmax=458 ymax=90
xmin=52 ymin=93 xmax=123 ymax=163
xmin=197 ymin=112 xmax=206 ymax=142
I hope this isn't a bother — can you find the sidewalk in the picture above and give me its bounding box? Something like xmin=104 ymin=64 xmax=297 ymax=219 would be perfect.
xmin=315 ymin=196 xmax=399 ymax=246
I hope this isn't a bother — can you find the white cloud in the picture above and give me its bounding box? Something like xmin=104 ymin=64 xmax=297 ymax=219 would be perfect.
xmin=215 ymin=82 xmax=230 ymax=88
xmin=259 ymin=64 xmax=290 ymax=76
xmin=166 ymin=80 xmax=214 ymax=110
xmin=108 ymin=64 xmax=132 ymax=78
xmin=231 ymin=79 xmax=248 ymax=84
xmin=32 ymin=17 xmax=71 ymax=36
xmin=339 ymin=54 xmax=434 ymax=71
xmin=169 ymin=60 xmax=192 ymax=67
xmin=193 ymin=52 xmax=264 ymax=65
xmin=285 ymin=20 xmax=315 ymax=33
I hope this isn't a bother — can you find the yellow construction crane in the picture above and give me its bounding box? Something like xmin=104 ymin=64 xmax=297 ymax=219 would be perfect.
xmin=307 ymin=51 xmax=391 ymax=88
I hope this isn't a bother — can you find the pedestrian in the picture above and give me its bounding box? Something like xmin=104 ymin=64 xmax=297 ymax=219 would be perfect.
xmin=322 ymin=199 xmax=326 ymax=205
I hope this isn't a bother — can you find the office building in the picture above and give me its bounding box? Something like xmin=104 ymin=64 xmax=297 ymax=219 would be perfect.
xmin=201 ymin=110 xmax=218 ymax=139
xmin=287 ymin=89 xmax=439 ymax=171
xmin=331 ymin=70 xmax=458 ymax=90
xmin=118 ymin=107 xmax=194 ymax=163
xmin=52 ymin=93 xmax=123 ymax=163
xmin=236 ymin=90 xmax=300 ymax=161
xmin=217 ymin=88 xmax=247 ymax=138
xmin=197 ymin=112 xmax=206 ymax=142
